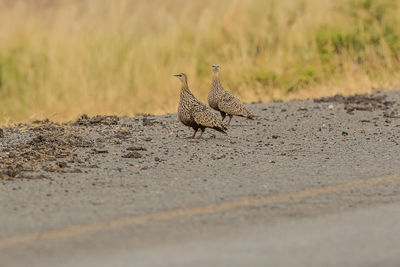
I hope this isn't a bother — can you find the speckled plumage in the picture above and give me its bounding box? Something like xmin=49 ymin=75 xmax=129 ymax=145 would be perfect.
xmin=208 ymin=65 xmax=255 ymax=126
xmin=174 ymin=73 xmax=227 ymax=139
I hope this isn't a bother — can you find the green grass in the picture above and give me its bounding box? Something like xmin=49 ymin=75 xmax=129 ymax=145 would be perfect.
xmin=0 ymin=0 xmax=400 ymax=123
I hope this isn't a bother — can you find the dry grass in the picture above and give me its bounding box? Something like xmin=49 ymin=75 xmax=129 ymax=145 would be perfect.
xmin=1 ymin=0 xmax=400 ymax=122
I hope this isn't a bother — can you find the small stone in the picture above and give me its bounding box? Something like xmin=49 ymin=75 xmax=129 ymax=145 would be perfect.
xmin=57 ymin=162 xmax=68 ymax=168
xmin=126 ymin=146 xmax=147 ymax=151
xmin=70 ymin=168 xmax=83 ymax=173
xmin=142 ymin=118 xmax=154 ymax=126
xmin=112 ymin=130 xmax=131 ymax=139
xmin=122 ymin=152 xmax=142 ymax=158
xmin=0 ymin=128 xmax=4 ymax=138
xmin=92 ymin=148 xmax=108 ymax=154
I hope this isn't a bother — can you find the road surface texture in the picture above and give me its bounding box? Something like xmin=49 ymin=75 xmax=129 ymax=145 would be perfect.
xmin=1 ymin=91 xmax=400 ymax=266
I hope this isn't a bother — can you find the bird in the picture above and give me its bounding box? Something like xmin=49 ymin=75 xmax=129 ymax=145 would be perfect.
xmin=208 ymin=64 xmax=255 ymax=126
xmin=173 ymin=73 xmax=227 ymax=139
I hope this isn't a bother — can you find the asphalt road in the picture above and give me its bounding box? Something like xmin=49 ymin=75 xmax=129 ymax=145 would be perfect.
xmin=55 ymin=201 xmax=400 ymax=267
xmin=1 ymin=91 xmax=400 ymax=266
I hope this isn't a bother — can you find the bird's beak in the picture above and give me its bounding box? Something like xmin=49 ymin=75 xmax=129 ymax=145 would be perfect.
xmin=172 ymin=74 xmax=180 ymax=77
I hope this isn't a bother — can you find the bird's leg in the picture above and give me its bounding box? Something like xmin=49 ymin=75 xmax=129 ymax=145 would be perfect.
xmin=191 ymin=128 xmax=198 ymax=139
xmin=226 ymin=115 xmax=233 ymax=126
xmin=220 ymin=112 xmax=226 ymax=121
xmin=197 ymin=128 xmax=205 ymax=139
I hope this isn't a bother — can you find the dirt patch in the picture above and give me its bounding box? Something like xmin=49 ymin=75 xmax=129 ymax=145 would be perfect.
xmin=73 ymin=114 xmax=119 ymax=126
xmin=0 ymin=121 xmax=94 ymax=180
xmin=314 ymin=93 xmax=394 ymax=112
xmin=383 ymin=111 xmax=400 ymax=118
xmin=0 ymin=114 xmax=146 ymax=180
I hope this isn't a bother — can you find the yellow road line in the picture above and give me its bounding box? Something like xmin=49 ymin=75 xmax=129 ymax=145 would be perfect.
xmin=1 ymin=175 xmax=399 ymax=248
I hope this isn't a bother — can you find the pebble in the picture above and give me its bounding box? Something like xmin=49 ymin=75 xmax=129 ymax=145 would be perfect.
xmin=122 ymin=152 xmax=142 ymax=158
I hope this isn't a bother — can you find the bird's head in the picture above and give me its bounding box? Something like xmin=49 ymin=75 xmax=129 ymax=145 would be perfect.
xmin=172 ymin=73 xmax=188 ymax=84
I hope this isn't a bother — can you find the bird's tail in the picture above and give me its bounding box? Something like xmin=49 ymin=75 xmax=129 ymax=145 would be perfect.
xmin=245 ymin=109 xmax=256 ymax=120
xmin=240 ymin=105 xmax=256 ymax=120
xmin=239 ymin=111 xmax=256 ymax=120
xmin=213 ymin=125 xmax=227 ymax=134
xmin=247 ymin=113 xmax=256 ymax=120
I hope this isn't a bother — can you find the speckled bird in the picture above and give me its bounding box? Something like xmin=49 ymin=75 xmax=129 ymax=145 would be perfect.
xmin=208 ymin=64 xmax=255 ymax=126
xmin=173 ymin=73 xmax=227 ymax=139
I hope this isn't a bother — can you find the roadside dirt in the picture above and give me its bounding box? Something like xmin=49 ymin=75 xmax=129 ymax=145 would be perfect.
xmin=313 ymin=93 xmax=395 ymax=112
xmin=1 ymin=91 xmax=400 ymax=181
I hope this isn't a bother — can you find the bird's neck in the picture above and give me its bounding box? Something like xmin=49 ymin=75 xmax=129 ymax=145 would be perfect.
xmin=212 ymin=72 xmax=219 ymax=80
xmin=212 ymin=74 xmax=222 ymax=88
xmin=180 ymin=81 xmax=191 ymax=95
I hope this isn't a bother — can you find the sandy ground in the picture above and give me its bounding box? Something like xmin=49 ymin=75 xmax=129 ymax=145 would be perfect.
xmin=1 ymin=91 xmax=400 ymax=266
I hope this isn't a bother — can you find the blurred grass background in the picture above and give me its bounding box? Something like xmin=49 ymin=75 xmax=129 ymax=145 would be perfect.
xmin=1 ymin=0 xmax=400 ymax=123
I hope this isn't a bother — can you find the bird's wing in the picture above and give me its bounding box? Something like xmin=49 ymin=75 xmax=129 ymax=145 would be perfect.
xmin=193 ymin=109 xmax=221 ymax=128
xmin=218 ymin=93 xmax=248 ymax=116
